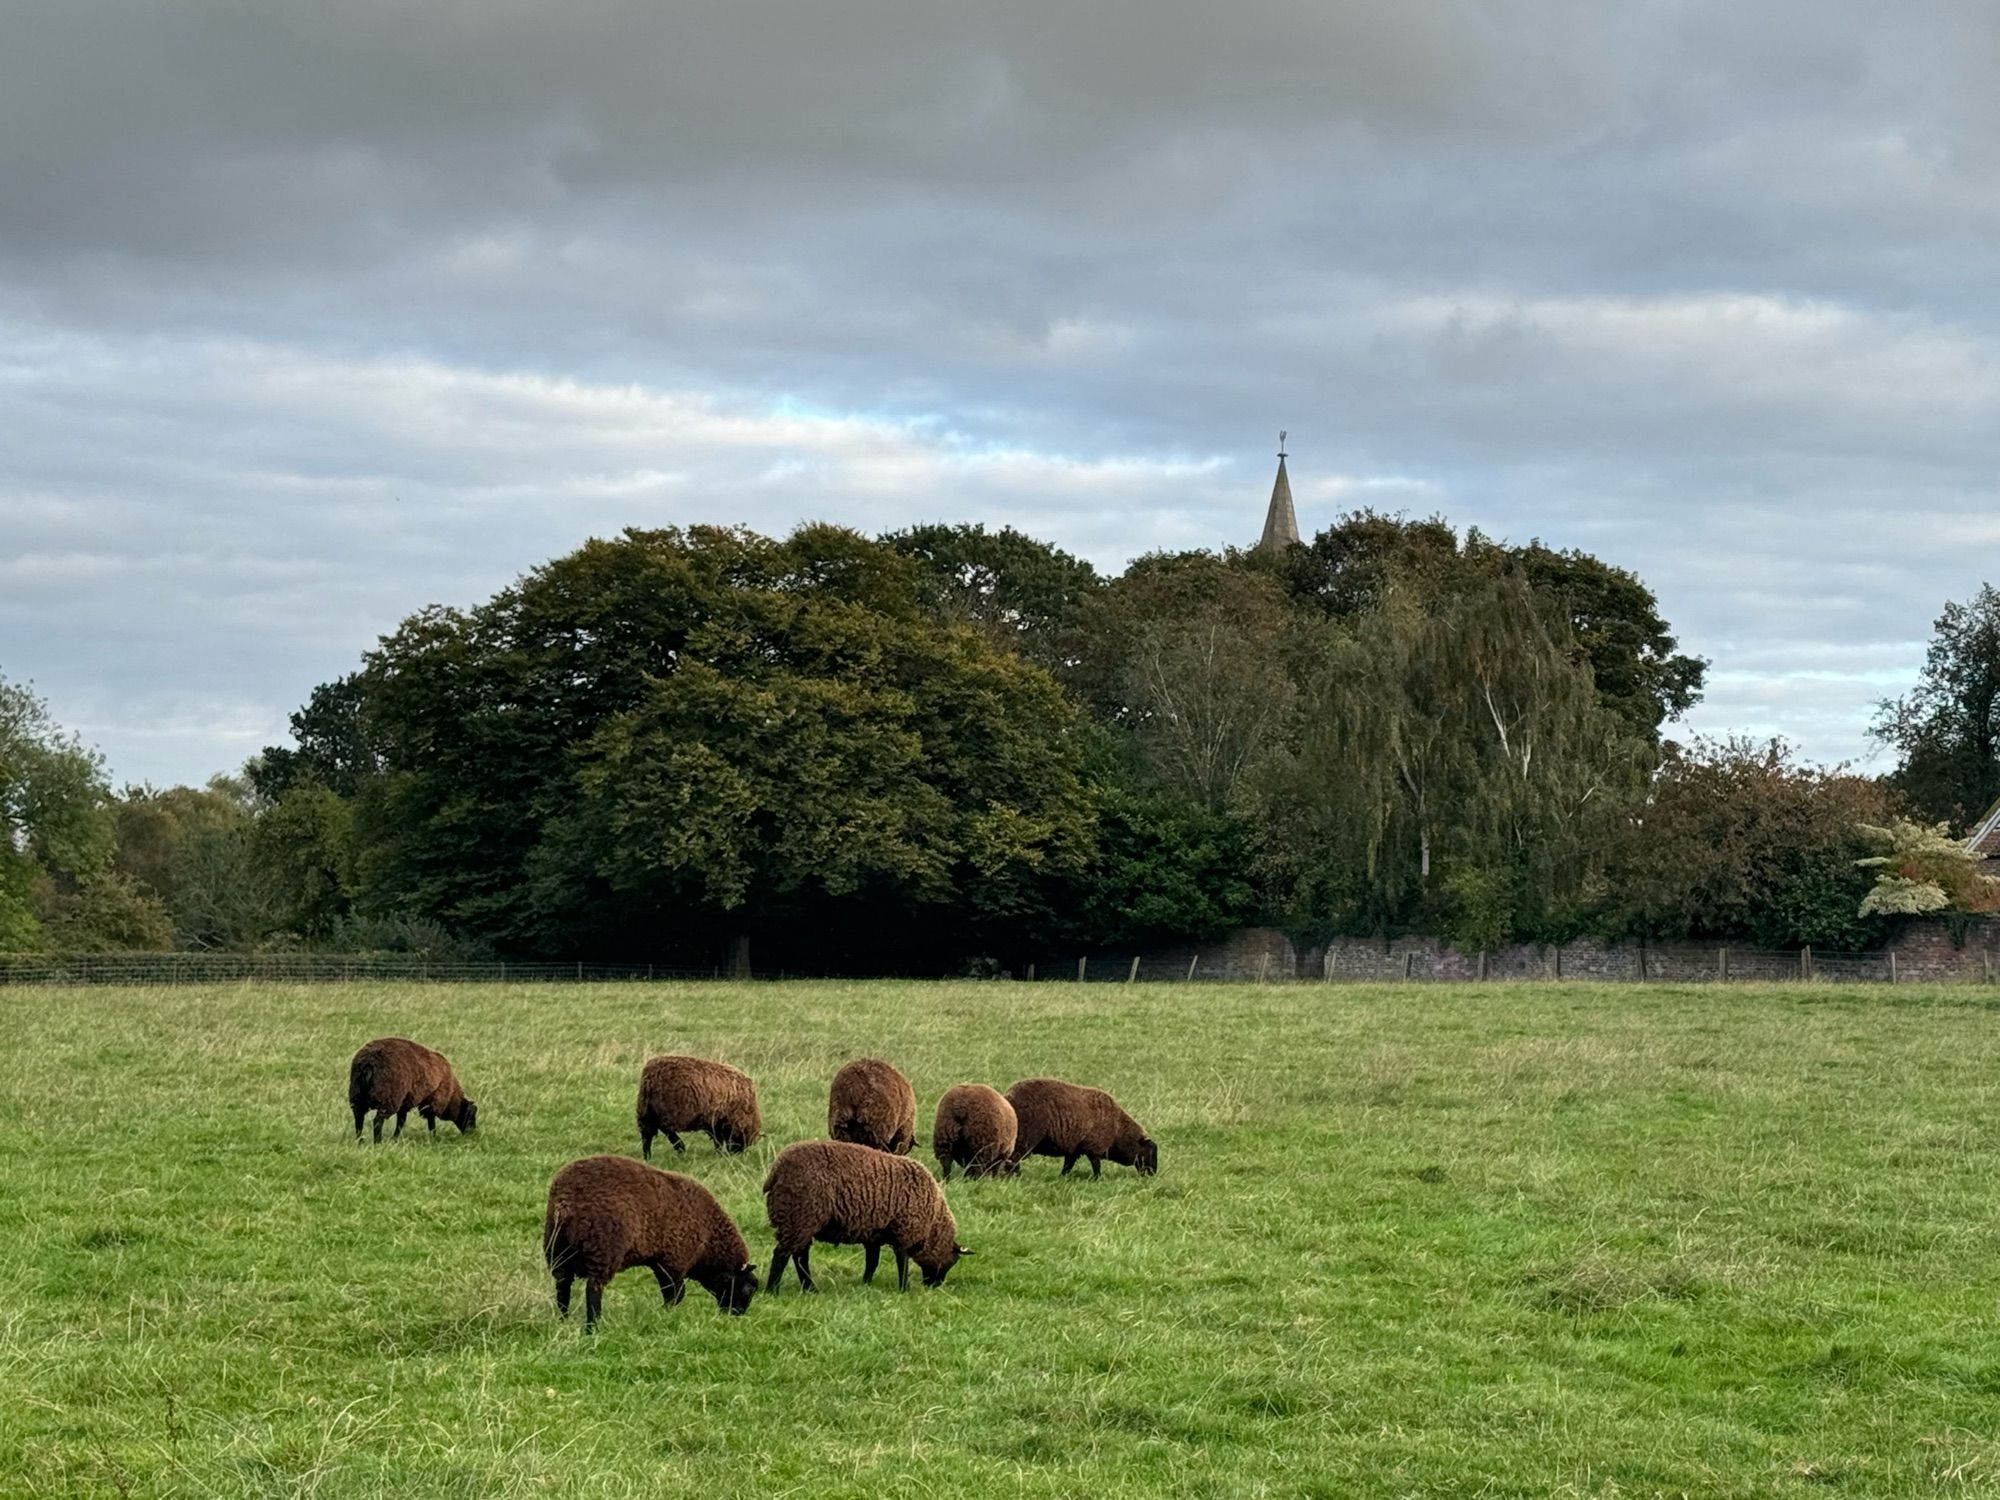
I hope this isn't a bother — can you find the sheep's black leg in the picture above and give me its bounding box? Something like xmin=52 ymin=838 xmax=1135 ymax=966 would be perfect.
xmin=1088 ymin=1154 xmax=1102 ymax=1179
xmin=584 ymin=1280 xmax=605 ymax=1331
xmin=1061 ymin=1151 xmax=1080 ymax=1176
xmin=393 ymin=1108 xmax=409 ymax=1139
xmin=372 ymin=1112 xmax=384 ymax=1144
xmin=939 ymin=1157 xmax=954 ymax=1182
xmin=652 ymin=1266 xmax=684 ymax=1306
xmin=352 ymin=1106 xmax=365 ymax=1140
xmin=863 ymin=1243 xmax=881 ymax=1283
xmin=667 ymin=1130 xmax=685 ymax=1153
xmin=426 ymin=1112 xmax=437 ymax=1133
xmin=554 ymin=1276 xmax=572 ymax=1317
xmin=640 ymin=1124 xmax=655 ymax=1159
xmin=795 ymin=1245 xmax=816 ymax=1293
xmin=895 ymin=1246 xmax=910 ymax=1292
xmin=766 ymin=1250 xmax=789 ymax=1293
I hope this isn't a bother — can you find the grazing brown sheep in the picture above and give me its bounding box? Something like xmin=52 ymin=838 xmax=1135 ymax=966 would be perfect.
xmin=827 ymin=1057 xmax=916 ymax=1155
xmin=932 ymin=1083 xmax=1019 ymax=1180
xmin=542 ymin=1155 xmax=757 ymax=1329
xmin=636 ymin=1055 xmax=761 ymax=1157
xmin=348 ymin=1037 xmax=477 ymax=1143
xmin=1006 ymin=1078 xmax=1157 ymax=1178
xmin=762 ymin=1140 xmax=969 ymax=1292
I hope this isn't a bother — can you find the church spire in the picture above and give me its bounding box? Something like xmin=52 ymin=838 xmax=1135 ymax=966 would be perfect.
xmin=1257 ymin=431 xmax=1299 ymax=552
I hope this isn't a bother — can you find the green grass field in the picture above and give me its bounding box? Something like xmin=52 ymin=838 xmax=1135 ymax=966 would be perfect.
xmin=6 ymin=979 xmax=2000 ymax=1497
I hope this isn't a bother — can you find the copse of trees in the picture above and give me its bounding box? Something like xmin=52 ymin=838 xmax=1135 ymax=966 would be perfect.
xmin=8 ymin=522 xmax=1998 ymax=966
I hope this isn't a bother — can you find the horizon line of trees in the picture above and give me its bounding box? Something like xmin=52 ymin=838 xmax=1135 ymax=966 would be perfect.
xmin=5 ymin=517 xmax=1997 ymax=968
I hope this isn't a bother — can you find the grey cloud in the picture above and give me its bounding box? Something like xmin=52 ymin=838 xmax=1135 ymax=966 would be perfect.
xmin=3 ymin=1 xmax=1998 ymax=783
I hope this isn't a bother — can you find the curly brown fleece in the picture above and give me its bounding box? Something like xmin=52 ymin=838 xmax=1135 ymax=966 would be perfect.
xmin=542 ymin=1155 xmax=756 ymax=1327
xmin=1005 ymin=1078 xmax=1157 ymax=1178
xmin=762 ymin=1140 xmax=965 ymax=1292
xmin=637 ymin=1055 xmax=761 ymax=1157
xmin=932 ymin=1083 xmax=1019 ymax=1180
xmin=827 ymin=1057 xmax=916 ymax=1155
xmin=348 ymin=1037 xmax=476 ymax=1142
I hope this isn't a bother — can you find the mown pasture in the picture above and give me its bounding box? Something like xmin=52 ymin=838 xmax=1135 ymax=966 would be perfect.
xmin=5 ymin=978 xmax=2000 ymax=1497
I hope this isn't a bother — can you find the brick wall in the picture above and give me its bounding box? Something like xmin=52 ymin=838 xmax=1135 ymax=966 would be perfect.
xmin=1037 ymin=917 xmax=2000 ymax=984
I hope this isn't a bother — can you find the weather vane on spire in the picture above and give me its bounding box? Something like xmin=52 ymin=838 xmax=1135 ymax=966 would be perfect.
xmin=1258 ymin=431 xmax=1300 ymax=552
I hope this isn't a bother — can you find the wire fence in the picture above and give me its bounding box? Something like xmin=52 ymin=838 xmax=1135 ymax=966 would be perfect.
xmin=1 ymin=942 xmax=1994 ymax=988
xmin=0 ymin=954 xmax=728 ymax=987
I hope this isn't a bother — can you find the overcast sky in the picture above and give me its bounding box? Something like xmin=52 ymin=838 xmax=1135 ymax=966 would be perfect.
xmin=4 ymin=2 xmax=1997 ymax=787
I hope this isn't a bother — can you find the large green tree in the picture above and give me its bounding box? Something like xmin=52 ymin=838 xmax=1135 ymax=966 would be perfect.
xmin=1257 ymin=576 xmax=1650 ymax=946
xmin=1873 ymin=584 xmax=2000 ymax=829
xmin=1277 ymin=513 xmax=1705 ymax=738
xmin=344 ymin=525 xmax=1093 ymax=969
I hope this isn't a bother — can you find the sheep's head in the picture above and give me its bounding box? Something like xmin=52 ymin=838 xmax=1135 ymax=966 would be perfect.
xmin=1132 ymin=1137 xmax=1158 ymax=1175
xmin=453 ymin=1098 xmax=479 ymax=1133
xmin=713 ymin=1263 xmax=757 ymax=1315
xmin=920 ymin=1244 xmax=972 ymax=1287
xmin=716 ymin=1119 xmax=755 ymax=1153
xmin=917 ymin=1208 xmax=968 ymax=1285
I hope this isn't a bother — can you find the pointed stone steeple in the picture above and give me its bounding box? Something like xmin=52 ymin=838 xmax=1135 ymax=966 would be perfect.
xmin=1257 ymin=432 xmax=1299 ymax=552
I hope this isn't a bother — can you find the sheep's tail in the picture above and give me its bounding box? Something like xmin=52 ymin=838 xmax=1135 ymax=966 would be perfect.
xmin=347 ymin=1052 xmax=379 ymax=1110
xmin=761 ymin=1161 xmax=778 ymax=1197
xmin=541 ymin=1204 xmax=567 ymax=1269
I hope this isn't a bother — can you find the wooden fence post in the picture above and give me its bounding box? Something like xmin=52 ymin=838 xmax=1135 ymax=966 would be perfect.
xmin=1800 ymin=946 xmax=1811 ymax=982
xmin=1027 ymin=963 xmax=1036 ymax=983
xmin=1077 ymin=957 xmax=1087 ymax=983
xmin=1403 ymin=951 xmax=1414 ymax=981
xmin=1553 ymin=945 xmax=1562 ymax=980
xmin=1187 ymin=954 xmax=1199 ymax=981
xmin=1127 ymin=956 xmax=1141 ymax=984
xmin=1257 ymin=953 xmax=1270 ymax=984
xmin=1477 ymin=949 xmax=1488 ymax=982
xmin=1889 ymin=950 xmax=1897 ymax=985
xmin=1719 ymin=947 xmax=1728 ymax=983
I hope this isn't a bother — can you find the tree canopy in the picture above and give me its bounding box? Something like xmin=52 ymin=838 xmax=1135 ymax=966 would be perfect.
xmin=1873 ymin=584 xmax=2000 ymax=830
xmin=342 ymin=525 xmax=1094 ymax=971
xmin=52 ymin=501 xmax=1982 ymax=970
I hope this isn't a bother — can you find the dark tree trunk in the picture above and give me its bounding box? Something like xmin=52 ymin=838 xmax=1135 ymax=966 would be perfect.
xmin=728 ymin=929 xmax=752 ymax=980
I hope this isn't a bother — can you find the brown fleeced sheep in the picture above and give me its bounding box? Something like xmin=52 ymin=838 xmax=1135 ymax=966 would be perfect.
xmin=762 ymin=1140 xmax=969 ymax=1292
xmin=543 ymin=1155 xmax=757 ymax=1329
xmin=932 ymin=1083 xmax=1019 ymax=1180
xmin=636 ymin=1055 xmax=761 ymax=1157
xmin=827 ymin=1057 xmax=916 ymax=1155
xmin=348 ymin=1037 xmax=477 ymax=1143
xmin=1005 ymin=1078 xmax=1157 ymax=1178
